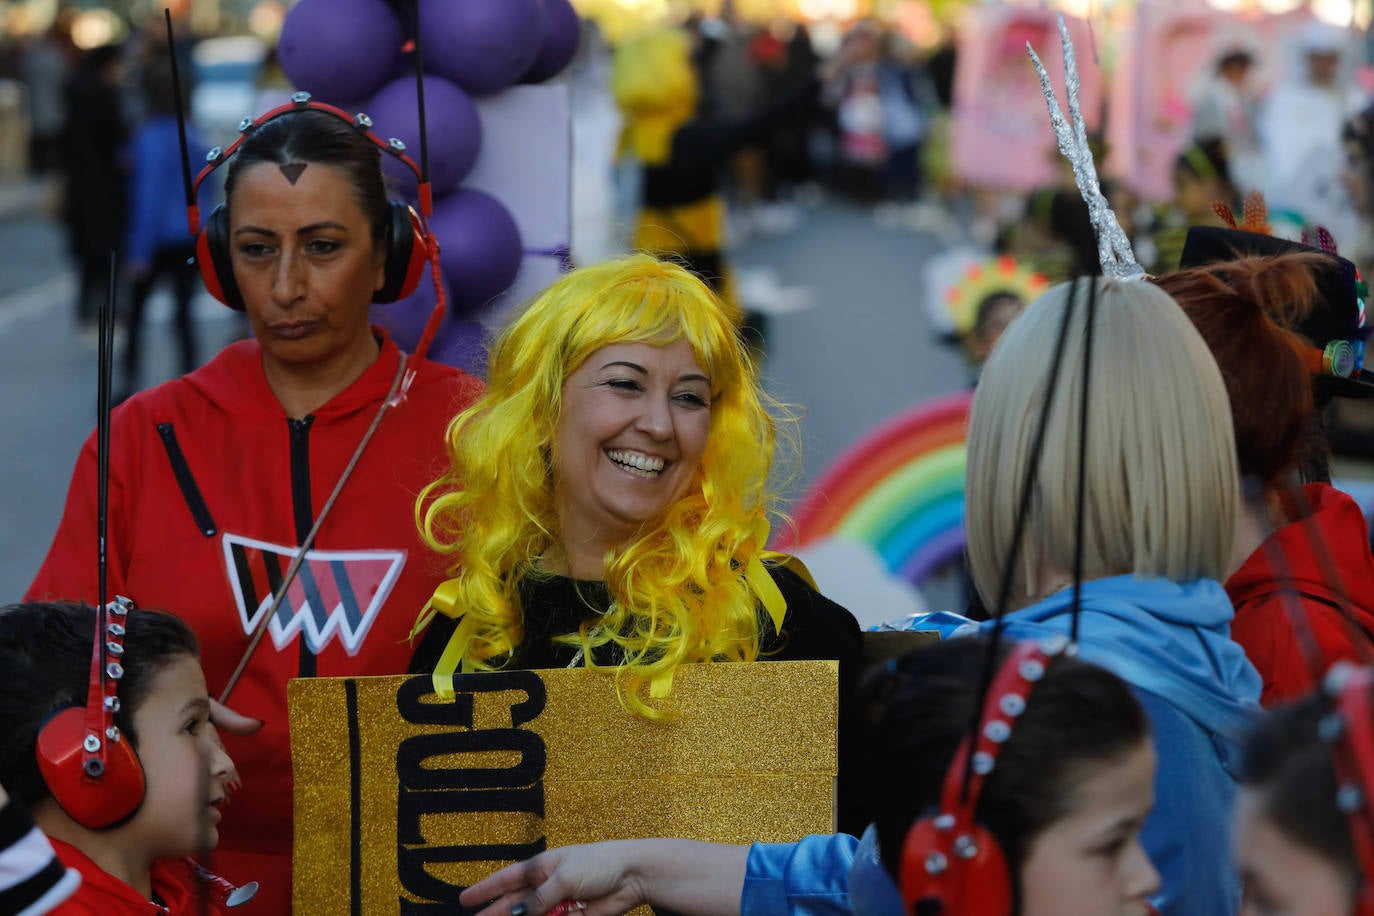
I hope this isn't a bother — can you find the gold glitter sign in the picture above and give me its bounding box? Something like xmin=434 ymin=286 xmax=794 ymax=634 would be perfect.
xmin=289 ymin=661 xmax=838 ymax=914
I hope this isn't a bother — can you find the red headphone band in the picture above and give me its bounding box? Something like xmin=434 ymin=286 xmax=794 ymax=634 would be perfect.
xmin=1323 ymin=663 xmax=1374 ymax=914
xmin=186 ymin=91 xmax=432 ymax=237
xmin=34 ymin=597 xmax=147 ymax=829
xmin=899 ymin=637 xmax=1072 ymax=916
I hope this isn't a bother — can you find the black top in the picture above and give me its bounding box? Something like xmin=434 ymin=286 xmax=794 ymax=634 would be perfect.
xmin=410 ymin=563 xmax=868 ymax=834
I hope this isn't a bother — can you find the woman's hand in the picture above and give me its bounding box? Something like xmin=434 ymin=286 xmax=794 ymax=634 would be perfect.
xmin=459 ymin=842 xmax=651 ymax=916
xmin=210 ymin=699 xmax=263 ymax=735
xmin=459 ymin=839 xmax=748 ymax=916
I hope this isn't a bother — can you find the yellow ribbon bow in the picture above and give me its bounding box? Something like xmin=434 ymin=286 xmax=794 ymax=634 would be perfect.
xmin=410 ymin=577 xmax=481 ymax=702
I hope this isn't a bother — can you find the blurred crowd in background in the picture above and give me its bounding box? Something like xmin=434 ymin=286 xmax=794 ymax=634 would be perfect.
xmin=3 ymin=0 xmax=1374 ymax=446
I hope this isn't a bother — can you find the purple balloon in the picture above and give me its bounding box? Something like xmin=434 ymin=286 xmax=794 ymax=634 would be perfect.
xmin=429 ymin=189 xmax=523 ymax=314
xmin=370 ymin=268 xmax=449 ymax=352
xmin=278 ymin=0 xmax=402 ymax=105
xmin=417 ymin=0 xmax=546 ymax=96
xmin=366 ymin=76 xmax=481 ymax=197
xmin=429 ymin=317 xmax=490 ymax=377
xmin=522 ymin=0 xmax=581 ymax=84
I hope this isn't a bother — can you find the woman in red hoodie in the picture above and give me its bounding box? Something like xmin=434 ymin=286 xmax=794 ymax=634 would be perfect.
xmin=1155 ymin=241 xmax=1374 ymax=705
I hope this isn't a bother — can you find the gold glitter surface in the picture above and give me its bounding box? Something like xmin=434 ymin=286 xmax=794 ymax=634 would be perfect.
xmin=289 ymin=661 xmax=838 ymax=915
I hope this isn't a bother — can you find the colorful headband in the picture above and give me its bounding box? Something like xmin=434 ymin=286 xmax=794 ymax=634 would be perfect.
xmin=945 ymin=256 xmax=1048 ymax=338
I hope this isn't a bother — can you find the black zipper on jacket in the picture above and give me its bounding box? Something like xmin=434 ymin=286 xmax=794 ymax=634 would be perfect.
xmin=155 ymin=423 xmax=217 ymax=537
xmin=289 ymin=416 xmax=317 ymax=678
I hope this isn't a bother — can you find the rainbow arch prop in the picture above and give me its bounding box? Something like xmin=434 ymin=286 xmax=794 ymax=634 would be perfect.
xmin=778 ymin=390 xmax=973 ymax=587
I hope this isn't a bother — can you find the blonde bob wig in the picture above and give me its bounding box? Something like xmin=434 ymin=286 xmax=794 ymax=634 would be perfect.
xmin=966 ymin=277 xmax=1239 ymax=610
xmin=418 ymin=254 xmax=788 ymax=716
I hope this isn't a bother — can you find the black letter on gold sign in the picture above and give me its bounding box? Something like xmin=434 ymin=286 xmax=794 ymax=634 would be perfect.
xmin=395 ymin=671 xmax=548 ymax=910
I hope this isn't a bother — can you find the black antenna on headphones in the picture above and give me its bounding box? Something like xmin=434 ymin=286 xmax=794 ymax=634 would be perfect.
xmin=404 ymin=0 xmax=448 ymax=370
xmin=1069 ymin=274 xmax=1099 ymax=643
xmin=410 ymin=0 xmax=432 ymax=213
xmin=962 ymin=273 xmax=1083 ymax=802
xmin=97 ymin=250 xmax=116 ymax=696
xmin=165 ymin=9 xmax=198 ymax=236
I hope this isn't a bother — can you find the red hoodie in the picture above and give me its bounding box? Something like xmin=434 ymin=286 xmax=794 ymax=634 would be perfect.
xmin=48 ymin=840 xmax=227 ymax=915
xmin=28 ymin=330 xmax=483 ymax=913
xmin=1227 ymin=483 xmax=1374 ymax=706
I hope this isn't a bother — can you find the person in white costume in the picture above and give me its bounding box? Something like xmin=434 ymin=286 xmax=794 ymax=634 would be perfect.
xmin=1259 ymin=20 xmax=1365 ymax=242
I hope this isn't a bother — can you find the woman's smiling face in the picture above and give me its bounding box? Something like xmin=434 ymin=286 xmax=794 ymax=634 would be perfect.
xmin=552 ymin=338 xmax=713 ymax=558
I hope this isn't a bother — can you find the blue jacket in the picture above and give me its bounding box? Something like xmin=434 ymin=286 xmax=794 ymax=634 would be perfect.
xmin=986 ymin=575 xmax=1262 ymax=916
xmin=125 ymin=115 xmax=211 ymax=268
xmin=744 ymin=827 xmax=899 ymax=916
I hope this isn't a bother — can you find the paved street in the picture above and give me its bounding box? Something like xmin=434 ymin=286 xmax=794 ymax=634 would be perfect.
xmin=0 ymin=200 xmax=245 ymax=595
xmin=0 ymin=185 xmax=966 ymax=598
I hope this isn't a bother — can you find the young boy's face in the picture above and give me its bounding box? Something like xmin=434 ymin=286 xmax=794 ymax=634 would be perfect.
xmin=126 ymin=655 xmax=235 ymax=857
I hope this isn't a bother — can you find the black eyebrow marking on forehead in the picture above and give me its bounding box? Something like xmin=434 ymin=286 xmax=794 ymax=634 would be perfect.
xmin=279 ymin=162 xmax=308 ymax=185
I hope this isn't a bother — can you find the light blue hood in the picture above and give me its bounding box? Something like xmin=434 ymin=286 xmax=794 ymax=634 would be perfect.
xmin=982 ymin=575 xmax=1262 ymax=744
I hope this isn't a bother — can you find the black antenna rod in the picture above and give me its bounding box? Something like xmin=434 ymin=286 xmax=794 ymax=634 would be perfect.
xmin=98 ymin=251 xmax=116 ymax=672
xmin=410 ymin=0 xmax=432 ymax=210
xmin=962 ymin=273 xmax=1082 ymax=803
xmin=165 ymin=8 xmax=198 ymax=232
xmin=1070 ymin=275 xmax=1098 ymax=643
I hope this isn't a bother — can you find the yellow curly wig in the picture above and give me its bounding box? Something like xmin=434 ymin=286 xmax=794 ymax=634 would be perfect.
xmin=418 ymin=254 xmax=791 ymax=716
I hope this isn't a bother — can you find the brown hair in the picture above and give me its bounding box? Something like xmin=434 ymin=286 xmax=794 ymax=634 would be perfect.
xmin=1153 ymin=253 xmax=1325 ymax=488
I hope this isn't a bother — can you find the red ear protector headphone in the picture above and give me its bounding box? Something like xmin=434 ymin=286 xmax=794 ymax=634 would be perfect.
xmin=35 ymin=597 xmax=147 ymax=829
xmin=33 ymin=259 xmax=146 ymax=830
xmin=899 ymin=637 xmax=1071 ymax=916
xmin=1320 ymin=662 xmax=1374 ymax=916
xmin=188 ymin=91 xmax=433 ymax=312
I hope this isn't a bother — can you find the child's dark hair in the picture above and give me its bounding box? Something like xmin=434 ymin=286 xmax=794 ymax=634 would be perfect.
xmin=1243 ymin=690 xmax=1358 ymax=882
xmin=0 ymin=602 xmax=199 ymax=808
xmin=859 ymin=637 xmax=1148 ymax=901
xmin=223 ymin=109 xmax=391 ymax=245
xmin=973 ymin=291 xmax=1023 ymax=339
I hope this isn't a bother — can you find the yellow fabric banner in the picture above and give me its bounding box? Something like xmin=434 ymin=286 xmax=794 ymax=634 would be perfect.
xmin=289 ymin=661 xmax=838 ymax=914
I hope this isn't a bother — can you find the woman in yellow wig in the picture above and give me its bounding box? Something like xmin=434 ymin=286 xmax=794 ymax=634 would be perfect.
xmin=613 ymin=28 xmax=817 ymax=350
xmin=411 ymin=255 xmax=863 ymax=823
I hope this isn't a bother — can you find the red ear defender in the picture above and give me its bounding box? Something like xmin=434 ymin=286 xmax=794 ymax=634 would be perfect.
xmin=899 ymin=638 xmax=1071 ymax=916
xmin=1322 ymin=663 xmax=1374 ymax=916
xmin=34 ymin=597 xmax=147 ymax=830
xmin=374 ymin=202 xmax=430 ymax=304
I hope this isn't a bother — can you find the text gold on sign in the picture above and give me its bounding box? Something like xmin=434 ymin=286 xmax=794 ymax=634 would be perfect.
xmin=288 ymin=661 xmax=839 ymax=914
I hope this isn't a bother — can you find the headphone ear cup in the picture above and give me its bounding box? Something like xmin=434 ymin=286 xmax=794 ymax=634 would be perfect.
xmin=35 ymin=706 xmax=146 ymax=830
xmin=198 ymin=204 xmax=244 ymax=311
xmin=374 ymin=202 xmax=429 ymax=304
xmin=900 ymin=817 xmax=1012 ymax=916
